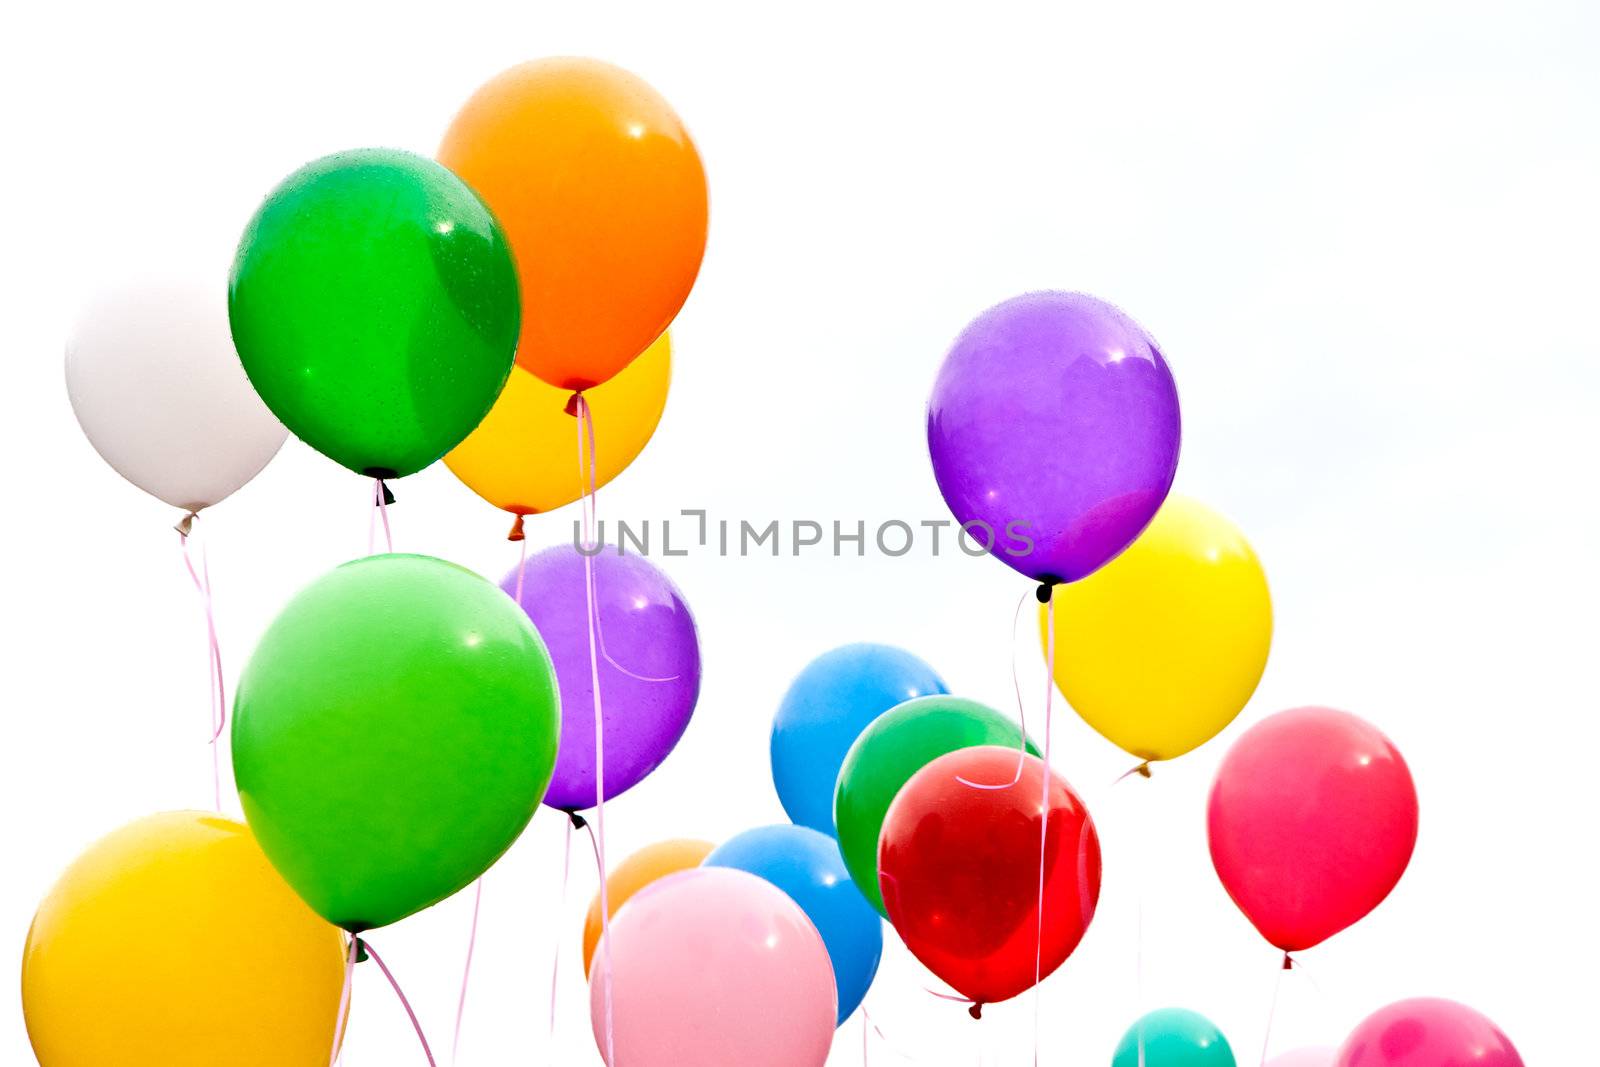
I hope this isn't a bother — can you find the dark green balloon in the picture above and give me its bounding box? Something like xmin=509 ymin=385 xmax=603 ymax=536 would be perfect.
xmin=1113 ymin=1008 xmax=1236 ymax=1067
xmin=229 ymin=148 xmax=520 ymax=478
xmin=833 ymin=695 xmax=1036 ymax=915
xmin=232 ymin=554 xmax=559 ymax=931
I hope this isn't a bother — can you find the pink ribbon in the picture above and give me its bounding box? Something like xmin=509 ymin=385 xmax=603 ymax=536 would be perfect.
xmin=450 ymin=879 xmax=485 ymax=1062
xmin=363 ymin=937 xmax=438 ymax=1065
xmin=177 ymin=517 xmax=225 ymax=812
xmin=956 ymin=587 xmax=1035 ymax=792
xmin=1031 ymin=585 xmax=1056 ymax=1065
xmin=328 ymin=935 xmax=358 ymax=1065
xmin=573 ymin=393 xmax=616 ymax=1064
xmin=1259 ymin=953 xmax=1297 ymax=1065
xmin=368 ymin=478 xmax=393 ymax=555
xmin=550 ymin=816 xmax=577 ymax=1043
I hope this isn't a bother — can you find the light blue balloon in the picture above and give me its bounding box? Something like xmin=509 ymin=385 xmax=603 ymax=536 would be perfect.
xmin=770 ymin=644 xmax=947 ymax=836
xmin=704 ymin=825 xmax=883 ymax=1025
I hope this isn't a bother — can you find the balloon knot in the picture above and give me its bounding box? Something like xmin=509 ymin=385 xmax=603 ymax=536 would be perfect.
xmin=567 ymin=810 xmax=588 ymax=830
xmin=1136 ymin=761 xmax=1152 ymax=779
xmin=354 ymin=937 xmax=370 ymax=964
xmin=175 ymin=511 xmax=198 ymax=538
xmin=564 ymin=391 xmax=584 ymax=418
xmin=508 ymin=513 xmax=526 ymax=542
xmin=1282 ymin=952 xmax=1295 ymax=970
xmin=1034 ymin=578 xmax=1060 ymax=603
xmin=968 ymin=1002 xmax=984 ymax=1020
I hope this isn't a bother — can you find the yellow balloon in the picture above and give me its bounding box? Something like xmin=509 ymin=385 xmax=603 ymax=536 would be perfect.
xmin=22 ymin=811 xmax=347 ymax=1067
xmin=1041 ymin=496 xmax=1272 ymax=763
xmin=445 ymin=331 xmax=670 ymax=527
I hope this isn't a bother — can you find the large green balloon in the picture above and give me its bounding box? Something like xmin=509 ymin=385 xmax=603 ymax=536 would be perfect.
xmin=233 ymin=554 xmax=559 ymax=931
xmin=833 ymin=695 xmax=1035 ymax=915
xmin=229 ymin=148 xmax=520 ymax=479
xmin=1113 ymin=1008 xmax=1236 ymax=1067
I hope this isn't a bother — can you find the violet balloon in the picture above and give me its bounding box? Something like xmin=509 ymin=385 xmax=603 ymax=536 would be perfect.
xmin=927 ymin=292 xmax=1181 ymax=583
xmin=1337 ymin=999 xmax=1522 ymax=1067
xmin=505 ymin=544 xmax=701 ymax=810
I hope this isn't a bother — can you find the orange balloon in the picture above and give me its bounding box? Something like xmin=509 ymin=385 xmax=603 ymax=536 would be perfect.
xmin=444 ymin=332 xmax=670 ymax=524
xmin=439 ymin=58 xmax=708 ymax=391
xmin=582 ymin=838 xmax=714 ymax=976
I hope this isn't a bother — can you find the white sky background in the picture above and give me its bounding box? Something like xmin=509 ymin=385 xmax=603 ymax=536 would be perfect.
xmin=3 ymin=1 xmax=1598 ymax=1063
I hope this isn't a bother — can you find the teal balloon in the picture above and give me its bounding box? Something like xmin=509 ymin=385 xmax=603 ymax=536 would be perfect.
xmin=229 ymin=148 xmax=521 ymax=479
xmin=233 ymin=554 xmax=560 ymax=931
xmin=1113 ymin=1008 xmax=1236 ymax=1067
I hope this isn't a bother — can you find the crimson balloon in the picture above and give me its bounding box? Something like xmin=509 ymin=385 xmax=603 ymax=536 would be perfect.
xmin=878 ymin=746 xmax=1101 ymax=1010
xmin=1208 ymin=706 xmax=1418 ymax=953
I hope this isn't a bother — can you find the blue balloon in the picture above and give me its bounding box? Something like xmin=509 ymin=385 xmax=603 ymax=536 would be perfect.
xmin=771 ymin=644 xmax=947 ymax=836
xmin=704 ymin=825 xmax=883 ymax=1025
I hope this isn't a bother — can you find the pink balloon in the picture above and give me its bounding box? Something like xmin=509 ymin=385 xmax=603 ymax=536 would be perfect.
xmin=1207 ymin=706 xmax=1418 ymax=952
xmin=1338 ymin=998 xmax=1522 ymax=1067
xmin=589 ymin=867 xmax=837 ymax=1066
xmin=1270 ymin=1049 xmax=1338 ymax=1067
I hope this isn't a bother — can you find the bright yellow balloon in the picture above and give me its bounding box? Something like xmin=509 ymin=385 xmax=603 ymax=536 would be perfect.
xmin=22 ymin=811 xmax=348 ymax=1067
xmin=582 ymin=837 xmax=714 ymax=976
xmin=1041 ymin=496 xmax=1272 ymax=763
xmin=444 ymin=331 xmax=670 ymax=528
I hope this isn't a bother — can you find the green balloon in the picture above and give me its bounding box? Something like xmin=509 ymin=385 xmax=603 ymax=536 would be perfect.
xmin=1113 ymin=1008 xmax=1236 ymax=1067
xmin=229 ymin=148 xmax=520 ymax=479
xmin=833 ymin=695 xmax=1036 ymax=915
xmin=232 ymin=554 xmax=559 ymax=931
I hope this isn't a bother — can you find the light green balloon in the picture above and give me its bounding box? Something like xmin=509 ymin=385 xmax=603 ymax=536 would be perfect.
xmin=1113 ymin=1008 xmax=1236 ymax=1067
xmin=833 ymin=695 xmax=1035 ymax=915
xmin=233 ymin=554 xmax=559 ymax=931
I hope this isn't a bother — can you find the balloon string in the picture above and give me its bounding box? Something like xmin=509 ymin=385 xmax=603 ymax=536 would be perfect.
xmin=549 ymin=816 xmax=576 ymax=1043
xmin=329 ymin=934 xmax=358 ymax=1066
xmin=925 ymin=987 xmax=983 ymax=1018
xmin=450 ymin=878 xmax=484 ymax=1062
xmin=371 ymin=478 xmax=394 ymax=554
xmin=1032 ymin=586 xmax=1056 ymax=1067
xmin=957 ymin=587 xmax=1033 ymax=790
xmin=177 ymin=517 xmax=225 ymax=811
xmin=575 ymin=393 xmax=615 ymax=1065
xmin=362 ymin=937 xmax=438 ymax=1066
xmin=442 ymin=503 xmax=531 ymax=1064
xmin=1259 ymin=956 xmax=1292 ymax=1066
xmin=1133 ymin=773 xmax=1149 ymax=1067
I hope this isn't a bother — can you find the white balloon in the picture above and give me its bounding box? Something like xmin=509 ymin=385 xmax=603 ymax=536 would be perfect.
xmin=65 ymin=279 xmax=287 ymax=513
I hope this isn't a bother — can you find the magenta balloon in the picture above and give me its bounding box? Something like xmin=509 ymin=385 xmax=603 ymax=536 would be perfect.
xmin=589 ymin=867 xmax=836 ymax=1066
xmin=1208 ymin=707 xmax=1418 ymax=952
xmin=504 ymin=545 xmax=701 ymax=811
xmin=1337 ymin=999 xmax=1522 ymax=1067
xmin=927 ymin=291 xmax=1181 ymax=583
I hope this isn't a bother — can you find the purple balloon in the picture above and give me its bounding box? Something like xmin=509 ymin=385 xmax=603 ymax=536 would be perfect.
xmin=504 ymin=545 xmax=701 ymax=811
xmin=927 ymin=291 xmax=1181 ymax=583
xmin=1337 ymin=998 xmax=1522 ymax=1067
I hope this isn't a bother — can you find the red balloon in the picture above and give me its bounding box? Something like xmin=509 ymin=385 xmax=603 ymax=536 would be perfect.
xmin=878 ymin=746 xmax=1101 ymax=1009
xmin=1337 ymin=998 xmax=1522 ymax=1067
xmin=1208 ymin=707 xmax=1417 ymax=953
